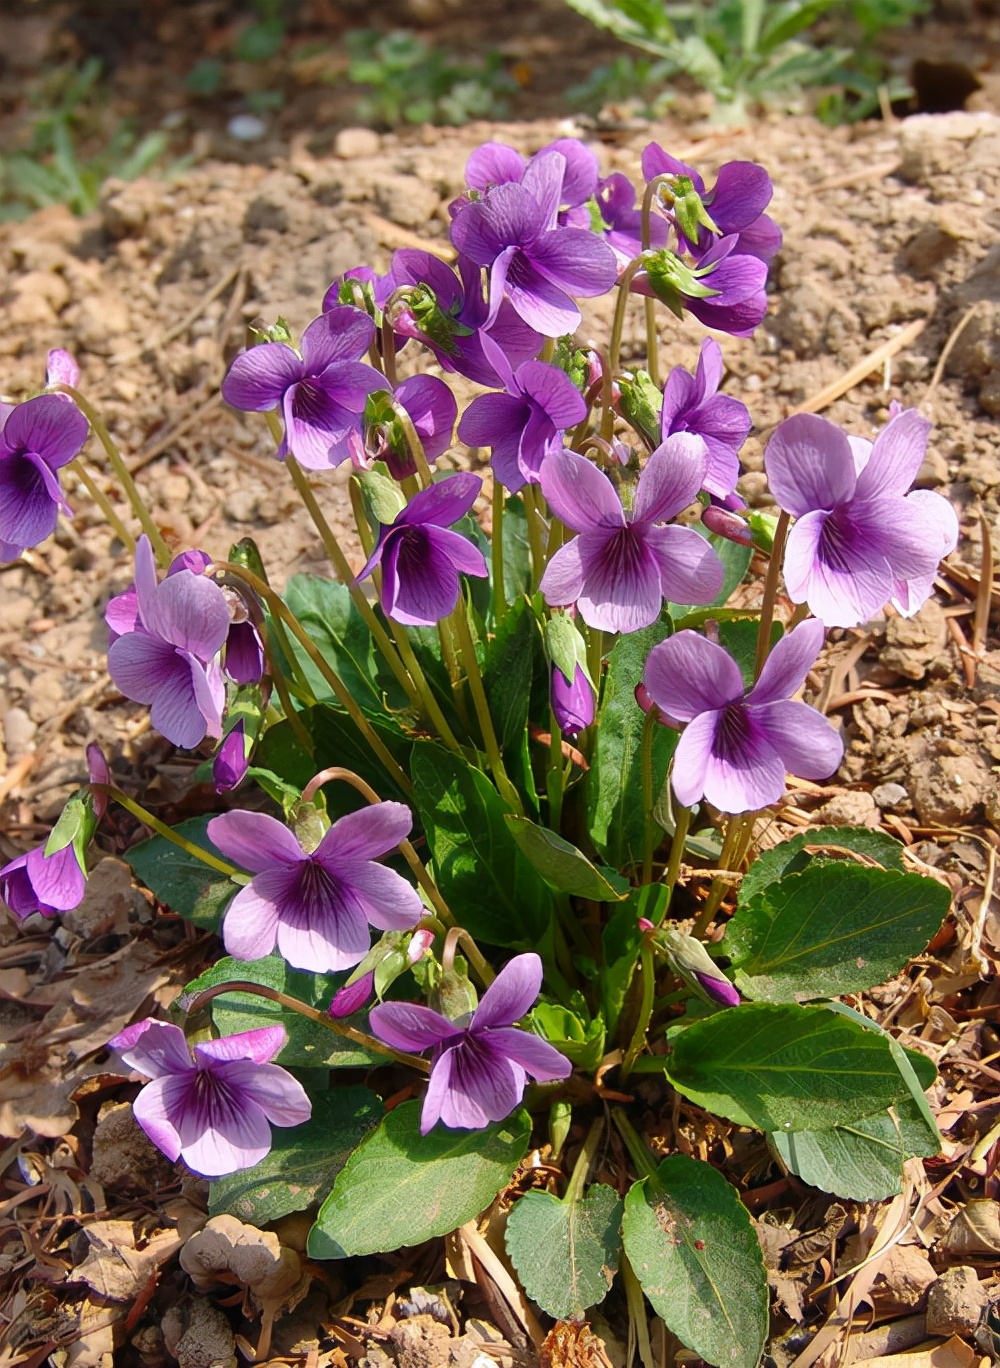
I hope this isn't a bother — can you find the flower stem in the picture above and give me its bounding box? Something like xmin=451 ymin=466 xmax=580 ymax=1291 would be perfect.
xmin=94 ymin=785 xmax=242 ymax=878
xmin=641 ymin=704 xmax=659 ymax=884
xmin=661 ymin=799 xmax=691 ymax=916
xmin=184 ymin=980 xmax=430 ymax=1073
xmin=390 ymin=624 xmax=464 ymax=752
xmin=277 ymin=440 xmax=421 ymax=710
xmin=54 ymin=385 xmax=171 ymax=567
xmin=606 ymin=257 xmax=646 ymax=412
xmin=691 ymin=812 xmax=751 ymax=937
xmin=67 ymin=459 xmax=135 ymax=552
xmin=218 ymin=562 xmax=412 ymax=795
xmin=563 ymin=1116 xmax=604 ymax=1205
xmin=620 ymin=943 xmax=655 ymax=1078
xmin=522 ymin=484 xmax=546 ymax=588
xmin=491 ymin=481 xmax=506 ymax=622
xmin=442 ymin=926 xmax=495 ymax=987
xmin=639 ymin=174 xmax=675 ymax=391
xmin=450 ymin=599 xmax=523 ymax=815
xmin=611 ymin=1107 xmax=658 ymax=1183
xmin=754 ymin=509 xmax=790 ymax=677
xmin=299 ymin=765 xmax=456 ymax=929
xmin=391 ymin=397 xmax=434 ymax=489
xmin=348 ymin=477 xmax=375 ymax=558
xmin=547 ymin=709 xmax=565 ymax=835
xmin=259 ymin=619 xmax=316 ymax=756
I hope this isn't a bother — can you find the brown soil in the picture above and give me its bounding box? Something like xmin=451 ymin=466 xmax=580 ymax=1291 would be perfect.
xmin=1 ymin=10 xmax=999 ymax=1364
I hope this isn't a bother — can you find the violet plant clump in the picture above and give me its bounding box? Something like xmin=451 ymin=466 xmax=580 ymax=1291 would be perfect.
xmin=1 ymin=134 xmax=964 ymax=1368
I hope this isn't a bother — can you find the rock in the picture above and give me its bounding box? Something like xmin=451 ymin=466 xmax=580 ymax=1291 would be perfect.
xmin=873 ymin=782 xmax=909 ymax=810
xmin=882 ymin=600 xmax=947 ymax=681
xmin=373 ymin=173 xmax=441 ymax=231
xmin=162 ymin=1297 xmax=237 ymax=1368
xmin=335 ymin=126 xmax=381 ymax=159
xmin=897 ymin=111 xmax=1000 ymax=187
xmin=72 ymin=291 xmax=131 ymax=354
xmin=223 ymin=489 xmax=260 ymax=523
xmin=945 ymin=244 xmax=1000 ymax=414
xmin=901 ymin=222 xmax=961 ymax=276
xmin=2 ymin=706 xmax=36 ymax=758
xmin=89 ymin=1101 xmax=177 ymax=1195
xmin=907 ymin=745 xmax=992 ymax=825
xmin=815 ymin=791 xmax=880 ymax=828
xmin=926 ymin=1265 xmax=988 ymax=1336
xmin=227 ymin=113 xmax=267 ymax=142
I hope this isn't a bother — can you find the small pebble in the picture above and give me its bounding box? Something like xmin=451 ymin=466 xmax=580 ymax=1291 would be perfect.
xmin=2 ymin=707 xmax=37 ymax=758
xmin=227 ymin=113 xmax=267 ymax=142
xmin=335 ymin=126 xmax=381 ymax=159
xmin=926 ymin=1265 xmax=987 ymax=1337
xmin=873 ymin=782 xmax=909 ymax=810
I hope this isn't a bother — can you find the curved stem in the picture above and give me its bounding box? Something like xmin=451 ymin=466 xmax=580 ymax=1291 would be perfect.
xmin=391 ymin=624 xmax=464 ymax=753
xmin=754 ymin=509 xmax=790 ymax=678
xmin=661 ymin=799 xmax=690 ymax=917
xmin=299 ymin=765 xmax=455 ymax=928
xmin=259 ymin=619 xmax=315 ymax=756
xmin=442 ymin=926 xmax=495 ymax=987
xmin=491 ymin=481 xmax=506 ymax=621
xmin=217 ymin=562 xmax=412 ymax=794
xmin=53 ymin=385 xmax=171 ymax=566
xmin=184 ymin=980 xmax=430 ymax=1073
xmin=348 ymin=477 xmax=375 ymax=558
xmin=691 ymin=813 xmax=750 ymax=938
xmin=95 ymin=785 xmax=242 ymax=878
xmin=640 ymin=705 xmax=659 ymax=885
xmin=450 ymin=600 xmax=523 ymax=815
xmin=547 ymin=709 xmax=565 ymax=835
xmin=564 ymin=1116 xmax=604 ymax=1204
xmin=67 ymin=459 xmax=135 ymax=551
xmin=606 ymin=257 xmax=647 ymax=411
xmin=620 ymin=943 xmax=655 ymax=1079
xmin=391 ymin=397 xmax=434 ymax=489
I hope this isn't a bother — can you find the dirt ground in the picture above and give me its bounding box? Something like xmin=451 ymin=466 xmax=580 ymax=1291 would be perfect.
xmin=1 ymin=12 xmax=1000 ymax=1366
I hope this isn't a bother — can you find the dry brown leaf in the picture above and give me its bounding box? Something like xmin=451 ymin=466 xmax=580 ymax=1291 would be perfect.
xmin=849 ymin=1333 xmax=987 ymax=1367
xmin=74 ymin=1219 xmax=184 ymax=1303
xmin=179 ymin=1214 xmax=302 ymax=1300
xmin=939 ymin=1201 xmax=1000 ymax=1257
xmin=540 ymin=1321 xmax=614 ymax=1368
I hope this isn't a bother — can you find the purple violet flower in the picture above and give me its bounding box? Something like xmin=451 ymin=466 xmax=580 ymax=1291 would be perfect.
xmin=550 ymin=663 xmax=595 ymax=739
xmin=458 ymin=357 xmax=586 ymax=493
xmin=370 ymin=952 xmax=571 ymax=1133
xmin=462 ymin=139 xmax=599 ymax=227
xmin=0 ymin=395 xmax=89 ymax=561
xmin=641 ymin=143 xmax=783 ymax=264
xmin=221 ymin=307 xmax=387 ymax=469
xmin=383 ymin=250 xmax=543 ymax=389
xmin=594 ymin=172 xmax=670 ymax=268
xmin=357 ymin=473 xmax=488 ymax=627
xmin=642 ymin=619 xmax=844 ymax=813
xmin=107 ymin=536 xmax=229 ymax=749
xmin=46 ymin=348 xmax=81 ymax=390
xmin=660 ymin=339 xmax=750 ymax=500
xmin=765 ymin=409 xmax=958 ymax=628
xmin=1 ymin=844 xmax=86 ymax=921
xmin=359 ymin=374 xmax=457 ymax=480
xmin=213 ymin=721 xmax=250 ymax=793
xmin=207 ymin=804 xmax=424 ymax=973
xmin=109 ymin=1019 xmax=311 ymax=1177
xmin=695 ymin=971 xmax=742 ymax=1007
xmin=450 ymin=151 xmax=619 ymax=337
xmin=539 ymin=439 xmax=724 ymax=633
xmin=633 ymin=234 xmax=770 ymax=338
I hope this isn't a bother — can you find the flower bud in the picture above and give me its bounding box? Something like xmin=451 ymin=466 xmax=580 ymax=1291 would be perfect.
xmin=46 ymin=348 xmax=80 ymax=390
xmin=86 ymin=743 xmax=110 ymax=818
xmin=551 ymin=662 xmax=595 ymax=739
xmin=213 ymin=720 xmax=250 ymax=793
xmin=655 ymin=927 xmax=740 ymax=1009
xmin=0 ymin=781 xmax=101 ymax=922
xmin=702 ymin=505 xmax=752 ymax=546
xmin=407 ymin=928 xmax=434 ymax=964
xmin=329 ymin=971 xmax=375 ymax=1018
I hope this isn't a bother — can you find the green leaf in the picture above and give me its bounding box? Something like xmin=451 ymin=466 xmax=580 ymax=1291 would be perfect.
xmin=283 ymin=576 xmax=393 ymax=710
xmin=528 ymin=1003 xmax=606 ymax=1070
xmin=506 ymin=816 xmax=629 ymax=901
xmin=308 ymin=1100 xmax=530 ymax=1258
xmin=665 ymin=1002 xmax=911 ymax=1132
xmin=256 ymin=703 xmax=413 ymax=812
xmin=499 ymin=495 xmax=532 ymax=606
xmin=724 ymin=864 xmax=950 ymax=1003
xmin=601 ymin=895 xmax=647 ymax=1036
xmin=505 ymin=1184 xmax=622 ymax=1320
xmin=769 ymin=1090 xmax=940 ymax=1201
xmin=484 ymin=599 xmax=540 ymax=753
xmin=717 ymin=616 xmax=780 ymax=689
xmin=209 ymin=1088 xmax=383 ymax=1223
xmin=739 ymin=826 xmax=904 ymax=905
xmin=184 ymin=955 xmax=381 ymax=1068
xmin=622 ymin=1155 xmax=767 ymax=1368
xmin=587 ymin=624 xmax=677 ymax=870
xmin=125 ymin=815 xmax=236 ymax=930
xmin=411 ymin=746 xmax=554 ymax=947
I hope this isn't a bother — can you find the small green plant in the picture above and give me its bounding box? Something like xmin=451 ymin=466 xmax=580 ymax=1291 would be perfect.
xmin=345 ymin=29 xmax=517 ymax=129
xmin=0 ymin=58 xmax=170 ymax=220
xmin=560 ymin=0 xmax=927 ymax=121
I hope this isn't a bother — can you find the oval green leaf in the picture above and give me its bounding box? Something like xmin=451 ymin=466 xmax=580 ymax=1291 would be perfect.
xmin=505 ymin=1184 xmax=623 ymax=1320
xmin=505 ymin=816 xmax=630 ymax=901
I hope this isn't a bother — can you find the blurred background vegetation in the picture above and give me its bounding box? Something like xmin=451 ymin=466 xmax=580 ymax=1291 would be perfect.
xmin=1 ymin=0 xmax=995 ymax=220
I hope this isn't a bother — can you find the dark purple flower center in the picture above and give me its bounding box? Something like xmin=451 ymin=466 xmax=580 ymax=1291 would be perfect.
xmin=291 ymin=381 xmax=327 ymax=424
xmin=188 ymin=1066 xmax=242 ymax=1128
xmin=288 ymin=858 xmax=341 ymax=924
xmin=713 ymin=703 xmax=755 ymax=762
xmin=602 ymin=526 xmax=647 ymax=573
xmin=396 ymin=526 xmax=434 ymax=577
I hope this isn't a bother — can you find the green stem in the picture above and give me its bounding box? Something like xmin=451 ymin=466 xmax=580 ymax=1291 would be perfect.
xmin=586 ymin=625 xmax=605 ymax=698
xmin=438 ymin=617 xmax=472 ymax=733
xmin=348 ymin=477 xmax=374 ymax=558
xmin=278 ymin=442 xmax=420 ymax=710
xmin=547 ymin=709 xmax=565 ymax=835
xmin=54 ymin=385 xmax=170 ymax=566
xmin=661 ymin=800 xmax=691 ymax=916
xmin=621 ymin=1256 xmax=657 ymax=1368
xmin=620 ymin=944 xmax=655 ymax=1079
xmin=184 ymin=980 xmax=430 ymax=1073
xmin=523 ymin=484 xmax=546 ymax=588
xmin=564 ymin=1116 xmax=604 ymax=1205
xmin=491 ymin=481 xmax=506 ymax=622
xmin=391 ymin=624 xmax=464 ymax=753
xmin=754 ymin=509 xmax=790 ymax=678
xmin=691 ymin=814 xmax=746 ymax=938
xmin=442 ymin=926 xmax=495 ymax=987
xmin=450 ymin=599 xmax=523 ymax=814
xmin=392 ymin=397 xmax=434 ymax=488
xmin=95 ymin=785 xmax=241 ymax=878
xmin=259 ymin=619 xmax=315 ymax=755
xmin=67 ymin=459 xmax=135 ymax=551
xmin=641 ymin=705 xmax=659 ymax=885
xmin=606 ymin=257 xmax=646 ymax=427
xmin=611 ymin=1107 xmax=658 ymax=1182
xmin=218 ymin=562 xmax=412 ymax=795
